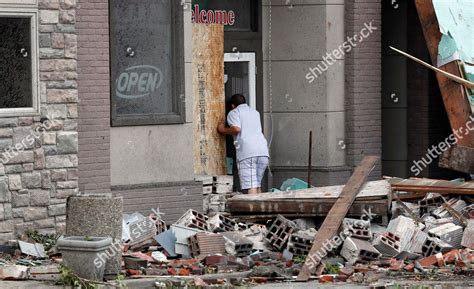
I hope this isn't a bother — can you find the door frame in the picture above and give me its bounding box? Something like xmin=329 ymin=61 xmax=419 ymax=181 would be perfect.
xmin=224 ymin=52 xmax=256 ymax=109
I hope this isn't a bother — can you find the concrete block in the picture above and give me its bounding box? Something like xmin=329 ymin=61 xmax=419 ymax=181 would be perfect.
xmin=287 ymin=229 xmax=316 ymax=256
xmin=208 ymin=214 xmax=237 ymax=232
xmin=203 ymin=194 xmax=226 ymax=214
xmin=387 ymin=216 xmax=417 ymax=251
xmin=422 ymin=237 xmax=453 ymax=257
xmin=461 ymin=220 xmax=474 ymax=248
xmin=265 ymin=215 xmax=298 ymax=251
xmin=424 ymin=216 xmax=455 ymax=231
xmin=195 ymin=175 xmax=213 ymax=195
xmin=202 ymin=185 xmax=212 ymax=195
xmin=432 ymin=198 xmax=467 ymax=219
xmin=241 ymin=224 xmax=268 ymax=251
xmin=405 ymin=229 xmax=429 ymax=255
xmin=341 ymin=237 xmax=381 ymax=265
xmin=418 ymin=193 xmax=445 ymax=214
xmin=213 ymin=175 xmax=233 ymax=194
xmin=372 ymin=232 xmax=400 ymax=257
xmin=175 ymin=209 xmax=209 ymax=231
xmin=221 ymin=231 xmax=253 ymax=257
xmin=428 ymin=223 xmax=463 ymax=248
xmin=342 ymin=218 xmax=372 ymax=240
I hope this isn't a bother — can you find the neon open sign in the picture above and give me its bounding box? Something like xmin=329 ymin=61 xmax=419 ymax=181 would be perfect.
xmin=115 ymin=65 xmax=163 ymax=99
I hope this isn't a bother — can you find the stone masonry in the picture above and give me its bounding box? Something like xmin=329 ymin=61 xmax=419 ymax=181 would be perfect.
xmin=0 ymin=0 xmax=78 ymax=242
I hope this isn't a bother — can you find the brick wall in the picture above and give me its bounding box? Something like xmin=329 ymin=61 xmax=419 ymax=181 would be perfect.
xmin=345 ymin=0 xmax=382 ymax=177
xmin=76 ymin=0 xmax=111 ymax=192
xmin=0 ymin=0 xmax=79 ymax=241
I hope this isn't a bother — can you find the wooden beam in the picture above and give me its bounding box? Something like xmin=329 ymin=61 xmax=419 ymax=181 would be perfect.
xmin=388 ymin=177 xmax=474 ymax=194
xmin=192 ymin=24 xmax=227 ymax=175
xmin=296 ymin=156 xmax=379 ymax=281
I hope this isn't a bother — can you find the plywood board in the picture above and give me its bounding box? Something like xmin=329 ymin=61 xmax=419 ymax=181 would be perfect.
xmin=192 ymin=24 xmax=226 ymax=175
xmin=229 ymin=180 xmax=391 ymax=202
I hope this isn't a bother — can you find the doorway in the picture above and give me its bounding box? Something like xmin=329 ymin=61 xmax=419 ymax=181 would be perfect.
xmin=224 ymin=52 xmax=257 ymax=191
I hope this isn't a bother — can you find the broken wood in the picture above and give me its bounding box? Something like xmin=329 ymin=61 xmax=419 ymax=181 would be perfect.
xmin=389 ymin=46 xmax=474 ymax=89
xmin=192 ymin=23 xmax=227 ymax=175
xmin=415 ymin=0 xmax=474 ymax=151
xmin=389 ymin=177 xmax=474 ymax=195
xmin=296 ymin=156 xmax=379 ymax=281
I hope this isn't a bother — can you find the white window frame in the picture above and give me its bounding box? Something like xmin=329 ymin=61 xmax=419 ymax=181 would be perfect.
xmin=0 ymin=6 xmax=40 ymax=117
xmin=224 ymin=52 xmax=256 ymax=109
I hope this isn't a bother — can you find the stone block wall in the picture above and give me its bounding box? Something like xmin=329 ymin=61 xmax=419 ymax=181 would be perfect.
xmin=0 ymin=0 xmax=78 ymax=242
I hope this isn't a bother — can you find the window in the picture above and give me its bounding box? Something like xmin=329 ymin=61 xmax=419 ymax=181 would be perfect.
xmin=110 ymin=0 xmax=185 ymax=126
xmin=0 ymin=8 xmax=39 ymax=117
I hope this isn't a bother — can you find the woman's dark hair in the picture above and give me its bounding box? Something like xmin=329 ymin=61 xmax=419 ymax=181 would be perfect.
xmin=230 ymin=94 xmax=246 ymax=107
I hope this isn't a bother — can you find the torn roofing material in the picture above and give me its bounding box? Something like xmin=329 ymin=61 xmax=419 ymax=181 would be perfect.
xmin=433 ymin=0 xmax=473 ymax=66
xmin=433 ymin=0 xmax=474 ymax=111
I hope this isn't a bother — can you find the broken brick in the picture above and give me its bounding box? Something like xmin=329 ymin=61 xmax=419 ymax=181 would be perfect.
xmin=319 ymin=275 xmax=334 ymax=283
xmin=443 ymin=250 xmax=461 ymax=264
xmin=178 ymin=268 xmax=191 ymax=276
xmin=389 ymin=259 xmax=404 ymax=271
xmin=418 ymin=255 xmax=437 ymax=268
xmin=404 ymin=263 xmax=414 ymax=272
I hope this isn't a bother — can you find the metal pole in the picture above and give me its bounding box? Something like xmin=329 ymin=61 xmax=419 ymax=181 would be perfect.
xmin=308 ymin=131 xmax=312 ymax=188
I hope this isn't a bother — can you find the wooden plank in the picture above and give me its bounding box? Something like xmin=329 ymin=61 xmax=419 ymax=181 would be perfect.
xmin=388 ymin=177 xmax=474 ymax=192
xmin=414 ymin=0 xmax=474 ymax=148
xmin=296 ymin=156 xmax=379 ymax=281
xmin=192 ymin=24 xmax=226 ymax=175
xmin=229 ymin=180 xmax=390 ymax=202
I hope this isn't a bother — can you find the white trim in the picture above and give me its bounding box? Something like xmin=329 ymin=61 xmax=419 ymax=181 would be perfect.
xmin=224 ymin=52 xmax=257 ymax=109
xmin=0 ymin=8 xmax=40 ymax=117
xmin=0 ymin=0 xmax=37 ymax=8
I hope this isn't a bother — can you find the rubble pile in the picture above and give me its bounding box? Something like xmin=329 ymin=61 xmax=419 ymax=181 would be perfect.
xmin=0 ymin=177 xmax=473 ymax=287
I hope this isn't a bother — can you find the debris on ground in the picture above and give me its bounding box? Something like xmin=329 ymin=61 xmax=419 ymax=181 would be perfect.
xmin=0 ymin=174 xmax=473 ymax=288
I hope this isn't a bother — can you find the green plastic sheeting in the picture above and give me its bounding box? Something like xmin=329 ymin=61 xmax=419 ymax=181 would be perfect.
xmin=433 ymin=0 xmax=474 ymax=65
xmin=433 ymin=0 xmax=474 ymax=111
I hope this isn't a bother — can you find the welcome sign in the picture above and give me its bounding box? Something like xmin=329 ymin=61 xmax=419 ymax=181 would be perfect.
xmin=191 ymin=4 xmax=236 ymax=25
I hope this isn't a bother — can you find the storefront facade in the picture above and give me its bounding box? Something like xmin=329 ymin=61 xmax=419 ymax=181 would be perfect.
xmin=0 ymin=0 xmax=387 ymax=239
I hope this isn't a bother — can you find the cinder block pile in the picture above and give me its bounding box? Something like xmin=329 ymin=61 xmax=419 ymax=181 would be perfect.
xmin=198 ymin=175 xmax=234 ymax=215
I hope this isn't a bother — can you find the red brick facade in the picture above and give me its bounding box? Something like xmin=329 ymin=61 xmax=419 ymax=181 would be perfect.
xmin=76 ymin=0 xmax=111 ymax=192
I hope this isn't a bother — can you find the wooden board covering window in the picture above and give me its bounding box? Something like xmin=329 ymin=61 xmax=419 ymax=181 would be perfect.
xmin=192 ymin=24 xmax=227 ymax=175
